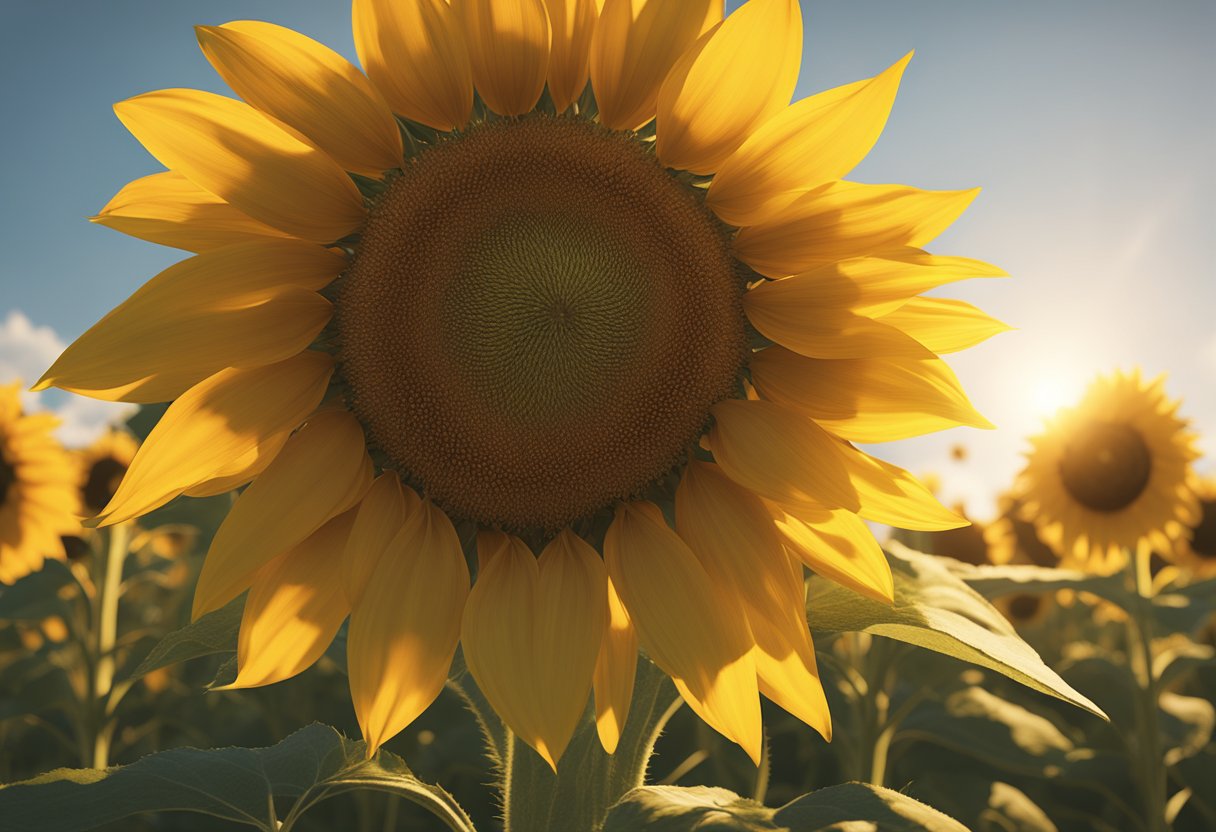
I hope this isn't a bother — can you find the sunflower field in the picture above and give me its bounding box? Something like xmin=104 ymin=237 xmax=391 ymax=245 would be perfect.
xmin=1 ymin=2 xmax=1213 ymax=831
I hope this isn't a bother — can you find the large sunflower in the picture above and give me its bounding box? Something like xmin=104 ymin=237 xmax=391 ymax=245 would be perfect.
xmin=0 ymin=383 xmax=81 ymax=584
xmin=38 ymin=0 xmax=1004 ymax=767
xmin=1015 ymin=370 xmax=1199 ymax=574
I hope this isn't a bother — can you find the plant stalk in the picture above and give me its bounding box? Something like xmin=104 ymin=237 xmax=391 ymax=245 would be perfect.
xmin=90 ymin=521 xmax=131 ymax=768
xmin=1126 ymin=547 xmax=1167 ymax=832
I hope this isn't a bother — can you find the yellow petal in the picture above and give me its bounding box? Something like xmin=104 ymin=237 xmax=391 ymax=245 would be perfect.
xmin=675 ymin=460 xmax=791 ymax=616
xmin=734 ymin=182 xmax=981 ymax=278
xmin=676 ymin=461 xmax=829 ymax=737
xmin=96 ymin=352 xmax=333 ymax=526
xmin=706 ymin=399 xmax=859 ymax=514
xmin=91 ymin=171 xmax=294 ymax=252
xmin=353 ymin=0 xmax=473 ymax=131
xmin=750 ymin=347 xmax=993 ymax=442
xmin=751 ymin=599 xmax=831 ymax=740
xmin=349 ymin=496 xmax=468 ymax=755
xmin=604 ymin=501 xmax=762 ymax=763
xmin=197 ymin=21 xmax=403 ymax=176
xmin=192 ymin=409 xmax=373 ymax=618
xmin=114 ymin=89 xmax=365 ymax=243
xmin=229 ymin=509 xmax=357 ymax=688
xmin=593 ymin=573 xmax=637 ymax=754
xmin=342 ymin=474 xmax=409 ymax=608
xmin=743 ymin=290 xmax=932 ymax=360
xmin=589 ymin=0 xmax=721 ymax=131
xmin=835 ymin=442 xmax=966 ymax=531
xmin=459 ymin=0 xmax=551 ymax=116
xmin=743 ymin=250 xmax=1004 ymax=320
xmin=34 ymin=240 xmax=343 ymax=403
xmin=544 ymin=0 xmax=599 ymax=111
xmin=532 ymin=530 xmax=607 ymax=767
xmin=461 ymin=533 xmax=542 ymax=752
xmin=707 ymin=52 xmax=912 ymax=226
xmin=880 ymin=297 xmax=1011 ymax=354
xmin=655 ymin=0 xmax=802 ymax=174
xmin=182 ymin=437 xmax=289 ymax=498
xmin=771 ymin=504 xmax=893 ymax=604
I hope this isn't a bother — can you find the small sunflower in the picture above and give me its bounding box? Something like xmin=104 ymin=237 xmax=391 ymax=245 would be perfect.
xmin=39 ymin=0 xmax=1004 ymax=767
xmin=78 ymin=429 xmax=139 ymax=515
xmin=1169 ymin=476 xmax=1216 ymax=579
xmin=917 ymin=504 xmax=992 ymax=566
xmin=1015 ymin=370 xmax=1199 ymax=574
xmin=985 ymin=494 xmax=1059 ymax=567
xmin=0 ymin=383 xmax=81 ymax=584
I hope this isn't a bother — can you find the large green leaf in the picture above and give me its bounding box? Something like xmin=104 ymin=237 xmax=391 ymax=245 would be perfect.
xmin=603 ymin=782 xmax=970 ymax=831
xmin=773 ymin=783 xmax=970 ymax=831
xmin=906 ymin=774 xmax=1057 ymax=832
xmin=808 ymin=543 xmax=1106 ymax=720
xmin=0 ymin=723 xmax=474 ymax=832
xmin=126 ymin=595 xmax=243 ymax=680
xmin=896 ymin=686 xmax=1077 ymax=777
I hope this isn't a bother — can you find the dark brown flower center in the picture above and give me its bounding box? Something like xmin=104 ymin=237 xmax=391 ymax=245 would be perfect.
xmin=337 ymin=116 xmax=744 ymax=531
xmin=1007 ymin=593 xmax=1042 ymax=622
xmin=1058 ymin=422 xmax=1152 ymax=513
xmin=1191 ymin=498 xmax=1216 ymax=560
xmin=0 ymin=448 xmax=14 ymax=508
xmin=83 ymin=456 xmax=129 ymax=514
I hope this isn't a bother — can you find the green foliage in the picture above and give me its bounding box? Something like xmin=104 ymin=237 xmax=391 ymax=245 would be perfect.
xmin=127 ymin=596 xmax=242 ymax=681
xmin=808 ymin=543 xmax=1106 ymax=719
xmin=602 ymin=782 xmax=970 ymax=831
xmin=0 ymin=723 xmax=474 ymax=832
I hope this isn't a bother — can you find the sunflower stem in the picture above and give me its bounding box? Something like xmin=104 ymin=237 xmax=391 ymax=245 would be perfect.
xmin=90 ymin=520 xmax=131 ymax=769
xmin=493 ymin=658 xmax=678 ymax=832
xmin=1126 ymin=547 xmax=1168 ymax=832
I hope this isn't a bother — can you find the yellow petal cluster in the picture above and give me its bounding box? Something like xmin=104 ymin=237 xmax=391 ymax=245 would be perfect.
xmin=44 ymin=0 xmax=1004 ymax=767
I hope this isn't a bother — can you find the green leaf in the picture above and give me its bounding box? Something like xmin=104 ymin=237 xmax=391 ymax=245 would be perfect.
xmin=896 ymin=686 xmax=1077 ymax=778
xmin=775 ymin=782 xmax=970 ymax=831
xmin=0 ymin=560 xmax=82 ymax=623
xmin=1159 ymin=692 xmax=1214 ymax=766
xmin=0 ymin=723 xmax=475 ymax=832
xmin=603 ymin=786 xmax=773 ymax=831
xmin=603 ymin=783 xmax=970 ymax=831
xmin=126 ymin=595 xmax=243 ymax=680
xmin=808 ymin=543 xmax=1107 ymax=720
xmin=950 ymin=561 xmax=1125 ymax=602
xmin=907 ymin=775 xmax=1057 ymax=832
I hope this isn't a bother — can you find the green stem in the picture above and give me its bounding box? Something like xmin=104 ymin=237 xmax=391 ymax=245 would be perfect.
xmin=1126 ymin=548 xmax=1167 ymax=832
xmin=90 ymin=521 xmax=131 ymax=769
xmin=461 ymin=658 xmax=678 ymax=832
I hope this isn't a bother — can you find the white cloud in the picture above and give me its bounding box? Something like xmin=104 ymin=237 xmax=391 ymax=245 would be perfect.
xmin=0 ymin=310 xmax=136 ymax=447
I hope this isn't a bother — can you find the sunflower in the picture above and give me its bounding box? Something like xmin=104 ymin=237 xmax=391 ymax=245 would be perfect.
xmin=916 ymin=504 xmax=992 ymax=566
xmin=38 ymin=0 xmax=1004 ymax=767
xmin=78 ymin=429 xmax=139 ymax=515
xmin=0 ymin=383 xmax=81 ymax=584
xmin=1015 ymin=370 xmax=1199 ymax=575
xmin=986 ymin=494 xmax=1059 ymax=567
xmin=1169 ymin=476 xmax=1216 ymax=579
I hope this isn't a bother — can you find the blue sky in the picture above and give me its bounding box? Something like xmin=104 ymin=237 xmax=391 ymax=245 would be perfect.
xmin=1 ymin=0 xmax=1213 ymax=515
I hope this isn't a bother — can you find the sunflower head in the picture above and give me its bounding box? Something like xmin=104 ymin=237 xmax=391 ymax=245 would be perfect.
xmin=78 ymin=429 xmax=139 ymax=515
xmin=0 ymin=382 xmax=81 ymax=584
xmin=1166 ymin=476 xmax=1216 ymax=578
xmin=38 ymin=0 xmax=1004 ymax=767
xmin=1015 ymin=370 xmax=1200 ymax=574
